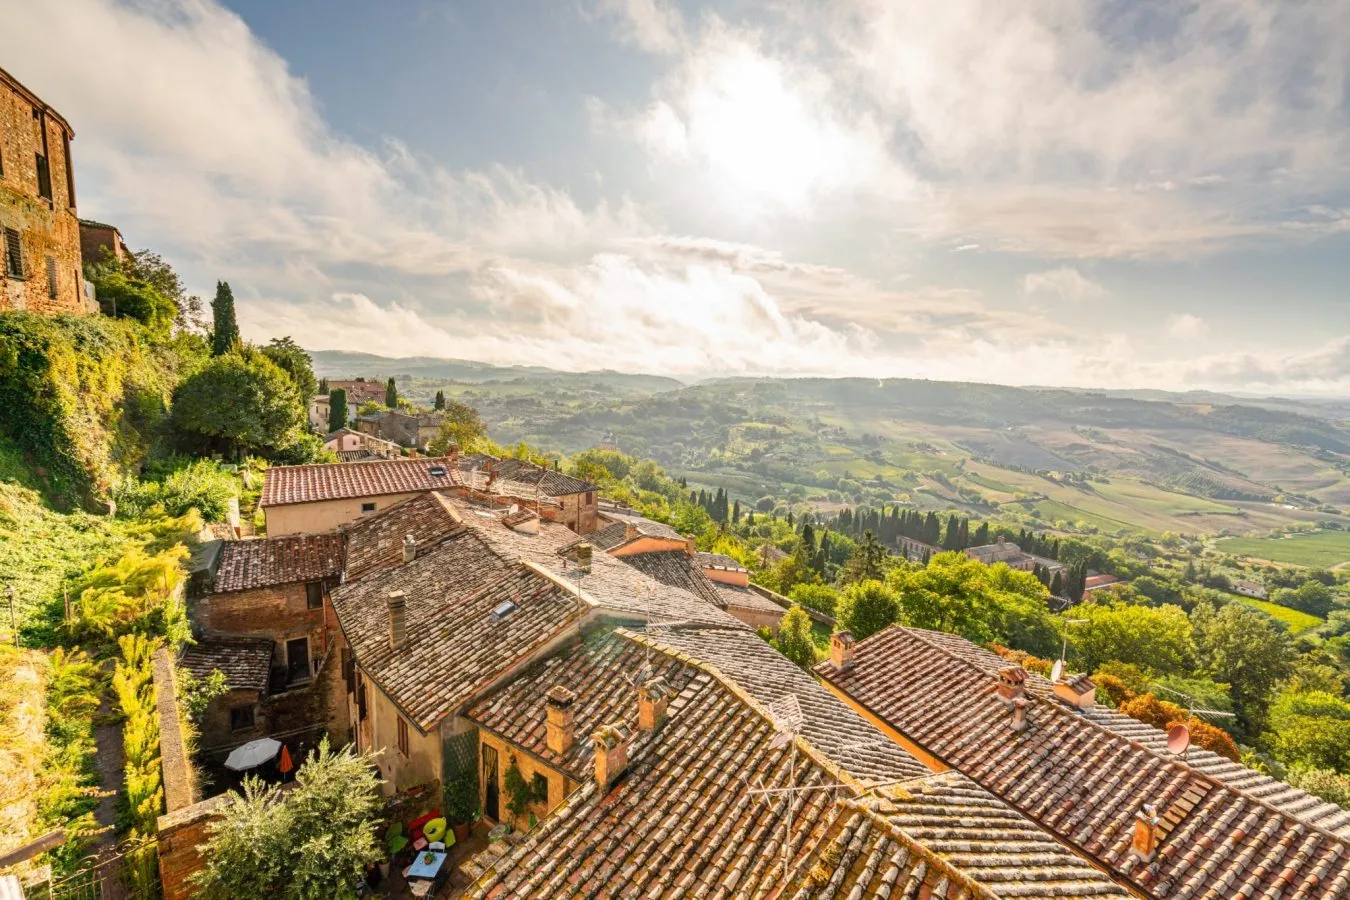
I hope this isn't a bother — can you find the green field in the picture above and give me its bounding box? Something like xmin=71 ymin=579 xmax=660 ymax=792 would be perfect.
xmin=1215 ymin=531 xmax=1350 ymax=568
xmin=1232 ymin=597 xmax=1324 ymax=634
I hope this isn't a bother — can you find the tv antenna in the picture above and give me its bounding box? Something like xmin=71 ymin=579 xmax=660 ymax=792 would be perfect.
xmin=1055 ymin=618 xmax=1088 ymax=677
xmin=1151 ymin=683 xmax=1236 ymax=758
xmin=745 ymin=694 xmax=829 ymax=882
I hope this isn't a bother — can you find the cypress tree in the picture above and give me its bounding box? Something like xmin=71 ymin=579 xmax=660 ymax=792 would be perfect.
xmin=318 ymin=377 xmax=329 ymax=395
xmin=328 ymin=388 xmax=348 ymax=432
xmin=434 ymin=390 xmax=445 ymax=410
xmin=210 ymin=280 xmax=240 ymax=356
xmin=385 ymin=377 xmax=398 ymax=408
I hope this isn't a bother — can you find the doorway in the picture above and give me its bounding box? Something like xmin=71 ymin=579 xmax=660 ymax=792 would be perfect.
xmin=482 ymin=743 xmax=500 ymax=821
xmin=286 ymin=637 xmax=310 ymax=683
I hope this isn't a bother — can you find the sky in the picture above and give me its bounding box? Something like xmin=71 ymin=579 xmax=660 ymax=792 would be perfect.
xmin=4 ymin=0 xmax=1350 ymax=393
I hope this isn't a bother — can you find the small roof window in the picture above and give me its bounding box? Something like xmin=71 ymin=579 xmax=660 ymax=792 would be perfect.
xmin=490 ymin=600 xmax=519 ymax=622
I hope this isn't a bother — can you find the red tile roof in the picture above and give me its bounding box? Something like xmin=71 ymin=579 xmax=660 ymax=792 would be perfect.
xmin=341 ymin=491 xmax=464 ymax=581
xmin=178 ymin=637 xmax=274 ymax=693
xmin=815 ymin=626 xmax=1350 ymax=899
xmin=212 ymin=533 xmax=346 ymax=593
xmin=260 ymin=457 xmax=462 ymax=507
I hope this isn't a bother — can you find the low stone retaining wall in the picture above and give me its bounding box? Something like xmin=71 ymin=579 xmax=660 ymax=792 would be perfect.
xmin=151 ymin=648 xmax=197 ymax=814
xmin=156 ymin=794 xmax=229 ymax=900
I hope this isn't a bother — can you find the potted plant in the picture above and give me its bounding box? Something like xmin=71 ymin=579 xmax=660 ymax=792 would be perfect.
xmin=445 ymin=766 xmax=479 ymax=842
xmin=379 ymin=821 xmax=408 ymax=878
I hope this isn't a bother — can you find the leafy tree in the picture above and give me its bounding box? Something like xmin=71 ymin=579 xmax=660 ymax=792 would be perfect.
xmin=1267 ymin=691 xmax=1350 ymax=772
xmin=318 ymin=377 xmax=329 ymax=395
xmin=171 ymin=351 xmax=310 ymax=460
xmin=789 ymin=583 xmax=841 ymax=617
xmin=328 ymin=388 xmax=348 ymax=433
xmin=891 ymin=552 xmax=994 ymax=639
xmin=427 ymin=400 xmax=487 ymax=455
xmin=90 ymin=270 xmax=177 ymax=335
xmin=125 ymin=247 xmax=203 ymax=331
xmin=261 ymin=337 xmax=317 ymax=407
xmin=775 ymin=606 xmax=820 ymax=669
xmin=1192 ymin=602 xmax=1295 ymax=735
xmin=1272 ymin=582 xmax=1335 ymax=618
xmin=192 ymin=738 xmax=383 ymax=899
xmin=1071 ymin=601 xmax=1195 ymax=675
xmin=841 ymin=530 xmax=887 ymax=583
xmin=1285 ymin=766 xmax=1350 ymax=808
xmin=434 ymin=390 xmax=446 ymax=411
xmin=838 ymin=579 xmax=899 ymax=640
xmin=210 ymin=281 xmax=240 ymax=356
xmin=384 ymin=377 xmax=398 ymax=409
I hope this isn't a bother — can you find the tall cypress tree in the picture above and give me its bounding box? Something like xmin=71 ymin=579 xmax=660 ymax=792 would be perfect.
xmin=318 ymin=377 xmax=329 ymax=395
xmin=210 ymin=280 xmax=240 ymax=356
xmin=434 ymin=390 xmax=446 ymax=411
xmin=385 ymin=377 xmax=398 ymax=408
xmin=328 ymin=388 xmax=348 ymax=433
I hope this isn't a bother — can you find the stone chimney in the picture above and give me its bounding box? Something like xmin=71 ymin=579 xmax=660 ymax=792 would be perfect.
xmin=544 ymin=685 xmax=577 ymax=755
xmin=684 ymin=538 xmax=696 ymax=557
xmin=592 ymin=724 xmax=631 ymax=792
xmin=387 ymin=590 xmax=408 ymax=651
xmin=624 ymin=522 xmax=640 ymax=543
xmin=1053 ymin=673 xmax=1097 ymax=709
xmin=575 ymin=543 xmax=593 ymax=573
xmin=485 ymin=461 xmax=499 ymax=491
xmin=402 ymin=534 xmax=417 ymax=564
xmin=1132 ymin=805 xmax=1162 ymax=862
xmin=996 ymin=665 xmax=1027 ymax=703
xmin=1010 ymin=696 xmax=1031 ymax=732
xmin=996 ymin=535 xmax=1005 ymax=547
xmin=638 ymin=676 xmax=672 ymax=731
xmin=830 ymin=631 xmax=856 ymax=670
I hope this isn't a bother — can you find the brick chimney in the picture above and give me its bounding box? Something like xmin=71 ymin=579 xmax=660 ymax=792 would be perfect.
xmin=402 ymin=534 xmax=417 ymax=564
xmin=387 ymin=590 xmax=408 ymax=651
xmin=1132 ymin=804 xmax=1162 ymax=861
xmin=544 ymin=685 xmax=577 ymax=755
xmin=486 ymin=461 xmax=499 ymax=491
xmin=1010 ymin=696 xmax=1031 ymax=732
xmin=624 ymin=522 xmax=640 ymax=543
xmin=830 ymin=631 xmax=856 ymax=670
xmin=638 ymin=676 xmax=672 ymax=731
xmin=1053 ymin=673 xmax=1097 ymax=709
xmin=996 ymin=665 xmax=1027 ymax=703
xmin=592 ymin=724 xmax=630 ymax=791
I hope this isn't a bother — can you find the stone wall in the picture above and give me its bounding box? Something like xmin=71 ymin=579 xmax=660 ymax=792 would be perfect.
xmin=197 ymin=582 xmax=325 ymax=662
xmin=0 ymin=73 xmax=86 ymax=315
xmin=156 ymin=794 xmax=229 ymax=900
xmin=151 ymin=648 xmax=198 ymax=814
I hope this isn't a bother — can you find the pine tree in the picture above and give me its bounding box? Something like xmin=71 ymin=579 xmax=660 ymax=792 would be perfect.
xmin=434 ymin=390 xmax=446 ymax=411
xmin=385 ymin=377 xmax=398 ymax=408
xmin=328 ymin=388 xmax=348 ymax=433
xmin=210 ymin=280 xmax=240 ymax=356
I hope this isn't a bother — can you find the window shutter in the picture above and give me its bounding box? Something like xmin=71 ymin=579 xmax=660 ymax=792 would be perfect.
xmin=35 ymin=153 xmax=52 ymax=201
xmin=4 ymin=229 xmax=22 ymax=279
xmin=46 ymin=256 xmax=57 ymax=298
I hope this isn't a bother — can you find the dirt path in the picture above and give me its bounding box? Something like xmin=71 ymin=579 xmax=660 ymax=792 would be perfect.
xmin=90 ymin=690 xmax=124 ymax=848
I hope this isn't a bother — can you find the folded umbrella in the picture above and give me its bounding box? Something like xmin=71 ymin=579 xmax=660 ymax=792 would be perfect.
xmin=224 ymin=737 xmax=282 ymax=771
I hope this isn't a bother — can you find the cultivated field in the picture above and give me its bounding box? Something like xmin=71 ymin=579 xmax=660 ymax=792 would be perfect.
xmin=1216 ymin=531 xmax=1350 ymax=568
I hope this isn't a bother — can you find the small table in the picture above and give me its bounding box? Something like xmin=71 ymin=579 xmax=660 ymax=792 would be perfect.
xmin=406 ymin=850 xmax=447 ymax=882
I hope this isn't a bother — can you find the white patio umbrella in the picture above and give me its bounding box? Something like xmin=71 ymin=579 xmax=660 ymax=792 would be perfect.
xmin=224 ymin=738 xmax=282 ymax=772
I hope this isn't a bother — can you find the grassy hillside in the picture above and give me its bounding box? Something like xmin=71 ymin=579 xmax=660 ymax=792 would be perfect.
xmin=1215 ymin=532 xmax=1350 ymax=568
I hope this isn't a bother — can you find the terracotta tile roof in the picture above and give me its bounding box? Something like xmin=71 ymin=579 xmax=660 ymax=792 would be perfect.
xmin=587 ymin=522 xmax=629 ymax=550
xmin=179 ymin=637 xmax=273 ymax=692
xmin=341 ymin=492 xmax=464 ymax=581
xmin=616 ymin=550 xmax=727 ymax=606
xmin=328 ymin=529 xmax=587 ymax=731
xmin=260 ymin=457 xmax=462 ymax=507
xmin=596 ymin=509 xmax=684 ymax=543
xmin=696 ymin=550 xmax=748 ymax=572
xmin=815 ymin=626 xmax=1350 ymax=898
xmin=456 ymin=456 xmax=596 ymax=498
xmin=212 ymin=533 xmax=346 ymax=593
xmin=453 ymin=499 xmax=743 ymax=628
xmin=787 ymin=772 xmax=1131 ymax=899
xmin=628 ymin=624 xmax=927 ymax=785
xmin=714 ymin=583 xmax=787 ymax=615
xmin=464 ymin=628 xmax=701 ymax=780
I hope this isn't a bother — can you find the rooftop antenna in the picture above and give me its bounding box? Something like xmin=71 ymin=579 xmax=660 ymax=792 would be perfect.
xmin=1151 ymin=683 xmax=1236 ymax=758
xmin=1055 ymin=617 xmax=1088 ymax=678
xmin=746 ymin=694 xmax=830 ymax=882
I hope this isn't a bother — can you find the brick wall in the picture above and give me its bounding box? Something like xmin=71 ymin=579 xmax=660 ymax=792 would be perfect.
xmin=0 ymin=72 xmax=85 ymax=315
xmin=156 ymin=794 xmax=230 ymax=900
xmin=152 ymin=648 xmax=198 ymax=814
xmin=200 ymin=582 xmax=325 ymax=654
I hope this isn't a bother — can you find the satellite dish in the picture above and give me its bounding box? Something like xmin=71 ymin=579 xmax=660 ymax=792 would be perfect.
xmin=1050 ymin=659 xmax=1064 ymax=683
xmin=1167 ymin=723 xmax=1191 ymax=756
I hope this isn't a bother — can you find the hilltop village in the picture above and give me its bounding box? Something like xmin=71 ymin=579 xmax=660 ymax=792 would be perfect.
xmin=3 ymin=57 xmax=1350 ymax=900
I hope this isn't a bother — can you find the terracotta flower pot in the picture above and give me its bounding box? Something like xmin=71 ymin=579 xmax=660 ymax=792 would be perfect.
xmin=452 ymin=822 xmax=472 ymax=842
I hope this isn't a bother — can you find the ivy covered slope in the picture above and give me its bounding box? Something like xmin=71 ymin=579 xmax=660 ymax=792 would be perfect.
xmin=0 ymin=312 xmax=204 ymax=510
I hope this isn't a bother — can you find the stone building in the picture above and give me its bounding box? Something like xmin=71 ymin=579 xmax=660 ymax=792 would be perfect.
xmin=78 ymin=218 xmax=126 ymax=265
xmin=0 ymin=66 xmax=88 ymax=315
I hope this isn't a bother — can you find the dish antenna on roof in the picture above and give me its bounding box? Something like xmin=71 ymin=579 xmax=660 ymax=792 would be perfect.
xmin=1050 ymin=659 xmax=1064 ymax=684
xmin=1167 ymin=723 xmax=1191 ymax=756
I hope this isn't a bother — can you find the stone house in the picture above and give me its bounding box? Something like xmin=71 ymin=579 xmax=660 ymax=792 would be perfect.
xmin=308 ymin=394 xmax=331 ymax=431
xmin=185 ymin=532 xmax=346 ymax=752
xmin=0 ymin=66 xmax=89 ymax=315
xmin=323 ymin=427 xmax=402 ymax=460
xmin=325 ymin=379 xmax=386 ymax=407
xmin=260 ymin=456 xmax=462 ymax=535
xmin=78 ymin=218 xmax=126 ymax=265
xmin=354 ymin=409 xmax=443 ymax=450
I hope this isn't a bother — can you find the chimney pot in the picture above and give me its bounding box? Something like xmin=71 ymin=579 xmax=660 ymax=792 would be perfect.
xmin=996 ymin=665 xmax=1027 ymax=703
xmin=402 ymin=534 xmax=417 ymax=564
xmin=591 ymin=723 xmax=630 ymax=791
xmin=624 ymin=522 xmax=639 ymax=542
xmin=638 ymin=677 xmax=672 ymax=731
xmin=830 ymin=631 xmax=857 ymax=670
xmin=997 ymin=535 xmax=1005 ymax=546
xmin=576 ymin=543 xmax=593 ymax=573
xmin=1132 ymin=804 xmax=1162 ymax=861
xmin=387 ymin=590 xmax=408 ymax=650
xmin=545 ymin=685 xmax=577 ymax=755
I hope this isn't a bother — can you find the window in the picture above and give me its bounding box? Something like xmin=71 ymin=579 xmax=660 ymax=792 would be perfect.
xmin=584 ymin=492 xmax=594 ymax=505
xmin=357 ymin=684 xmax=367 ymax=721
xmin=62 ymin=132 xmax=75 ymax=209
xmin=531 ymin=773 xmax=549 ymax=804
xmin=229 ymin=705 xmax=256 ymax=731
xmin=46 ymin=257 xmax=56 ymax=299
xmin=397 ymin=715 xmax=409 ymax=757
xmin=361 ymin=502 xmax=376 ymax=514
xmin=342 ymin=647 xmax=355 ymax=694
xmin=35 ymin=152 xmax=51 ymax=202
xmin=285 ymin=636 xmax=310 ymax=683
xmin=305 ymin=580 xmax=324 ymax=609
xmin=3 ymin=228 xmax=22 ymax=279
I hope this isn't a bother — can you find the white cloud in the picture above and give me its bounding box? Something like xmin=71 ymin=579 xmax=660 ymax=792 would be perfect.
xmin=1022 ymin=267 xmax=1106 ymax=302
xmin=593 ymin=0 xmax=687 ymax=55
xmin=1166 ymin=313 xmax=1210 ymax=340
